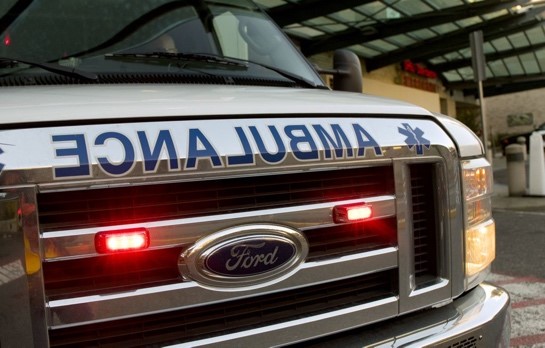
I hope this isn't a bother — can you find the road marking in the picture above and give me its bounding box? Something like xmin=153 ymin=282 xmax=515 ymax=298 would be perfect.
xmin=487 ymin=273 xmax=545 ymax=347
xmin=510 ymin=333 xmax=545 ymax=347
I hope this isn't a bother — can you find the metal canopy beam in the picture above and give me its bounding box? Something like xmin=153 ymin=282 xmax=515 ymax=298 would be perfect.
xmin=364 ymin=8 xmax=543 ymax=71
xmin=450 ymin=73 xmax=545 ymax=97
xmin=300 ymin=0 xmax=526 ymax=56
xmin=267 ymin=0 xmax=375 ymax=27
xmin=430 ymin=38 xmax=545 ymax=72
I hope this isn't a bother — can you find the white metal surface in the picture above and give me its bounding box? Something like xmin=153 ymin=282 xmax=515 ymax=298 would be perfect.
xmin=0 ymin=85 xmax=431 ymax=124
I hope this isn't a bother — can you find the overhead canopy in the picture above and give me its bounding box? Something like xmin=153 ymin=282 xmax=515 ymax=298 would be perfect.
xmin=258 ymin=0 xmax=545 ymax=97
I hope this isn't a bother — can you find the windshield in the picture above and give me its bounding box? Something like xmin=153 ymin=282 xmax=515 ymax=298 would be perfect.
xmin=0 ymin=0 xmax=324 ymax=87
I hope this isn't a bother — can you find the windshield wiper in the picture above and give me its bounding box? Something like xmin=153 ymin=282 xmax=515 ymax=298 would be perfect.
xmin=213 ymin=54 xmax=325 ymax=89
xmin=105 ymin=52 xmax=248 ymax=68
xmin=106 ymin=52 xmax=324 ymax=88
xmin=0 ymin=57 xmax=98 ymax=81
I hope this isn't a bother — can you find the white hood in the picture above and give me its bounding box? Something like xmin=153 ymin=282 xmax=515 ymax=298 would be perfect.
xmin=0 ymin=84 xmax=432 ymax=124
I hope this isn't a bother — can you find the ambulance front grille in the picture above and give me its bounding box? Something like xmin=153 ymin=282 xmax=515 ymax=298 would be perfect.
xmin=39 ymin=161 xmax=442 ymax=347
xmin=48 ymin=270 xmax=398 ymax=347
xmin=37 ymin=166 xmax=394 ymax=232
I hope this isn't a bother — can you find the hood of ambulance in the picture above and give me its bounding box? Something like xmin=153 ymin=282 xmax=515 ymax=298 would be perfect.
xmin=1 ymin=84 xmax=433 ymax=122
xmin=0 ymin=85 xmax=483 ymax=187
xmin=0 ymin=84 xmax=483 ymax=155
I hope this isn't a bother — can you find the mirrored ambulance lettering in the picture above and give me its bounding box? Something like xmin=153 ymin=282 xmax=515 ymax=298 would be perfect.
xmin=52 ymin=123 xmax=383 ymax=179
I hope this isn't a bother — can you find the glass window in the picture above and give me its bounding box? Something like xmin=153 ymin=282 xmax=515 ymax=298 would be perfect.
xmin=366 ymin=39 xmax=399 ymax=52
xmin=387 ymin=34 xmax=417 ymax=46
xmin=488 ymin=59 xmax=509 ymax=77
xmin=481 ymin=9 xmax=508 ymax=20
xmin=329 ymin=9 xmax=370 ymax=26
xmin=0 ymin=0 xmax=324 ymax=86
xmin=503 ymin=56 xmax=524 ymax=75
xmin=490 ymin=37 xmax=513 ymax=52
xmin=425 ymin=0 xmax=463 ymax=10
xmin=456 ymin=16 xmax=482 ymax=27
xmin=442 ymin=70 xmax=463 ymax=82
xmin=507 ymin=32 xmax=530 ymax=49
xmin=391 ymin=0 xmax=433 ymax=16
xmin=349 ymin=44 xmax=381 ymax=58
xmin=407 ymin=28 xmax=437 ymax=40
xmin=519 ymin=52 xmax=540 ymax=74
xmin=457 ymin=66 xmax=474 ymax=81
xmin=284 ymin=24 xmax=324 ymax=38
xmin=431 ymin=23 xmax=459 ymax=35
xmin=355 ymin=2 xmax=387 ymax=17
xmin=253 ymin=0 xmax=286 ymax=8
xmin=303 ymin=17 xmax=348 ymax=33
xmin=526 ymin=27 xmax=545 ymax=45
xmin=535 ymin=49 xmax=545 ymax=72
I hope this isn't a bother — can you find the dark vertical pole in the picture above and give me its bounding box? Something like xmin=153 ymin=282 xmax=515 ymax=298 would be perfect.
xmin=470 ymin=31 xmax=490 ymax=161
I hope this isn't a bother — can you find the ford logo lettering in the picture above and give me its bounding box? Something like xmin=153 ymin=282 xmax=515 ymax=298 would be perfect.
xmin=179 ymin=224 xmax=308 ymax=291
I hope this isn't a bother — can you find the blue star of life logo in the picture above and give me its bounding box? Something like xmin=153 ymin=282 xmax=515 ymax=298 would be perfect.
xmin=398 ymin=123 xmax=431 ymax=155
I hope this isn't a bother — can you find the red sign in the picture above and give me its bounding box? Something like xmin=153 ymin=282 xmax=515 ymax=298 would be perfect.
xmin=402 ymin=60 xmax=437 ymax=79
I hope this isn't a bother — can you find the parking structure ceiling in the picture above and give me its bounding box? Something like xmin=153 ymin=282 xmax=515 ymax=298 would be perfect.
xmin=257 ymin=0 xmax=545 ymax=97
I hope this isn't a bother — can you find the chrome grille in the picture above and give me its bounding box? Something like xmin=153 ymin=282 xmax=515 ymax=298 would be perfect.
xmin=38 ymin=160 xmax=446 ymax=346
xmin=48 ymin=270 xmax=397 ymax=347
xmin=43 ymin=218 xmax=397 ymax=299
xmin=410 ymin=163 xmax=439 ymax=286
xmin=37 ymin=166 xmax=394 ymax=232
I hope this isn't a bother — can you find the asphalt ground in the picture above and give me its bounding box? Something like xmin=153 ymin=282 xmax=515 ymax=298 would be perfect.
xmin=488 ymin=156 xmax=545 ymax=347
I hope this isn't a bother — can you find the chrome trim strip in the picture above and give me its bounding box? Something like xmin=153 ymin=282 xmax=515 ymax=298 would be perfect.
xmin=169 ymin=283 xmax=509 ymax=348
xmin=168 ymin=297 xmax=399 ymax=348
xmin=42 ymin=195 xmax=395 ymax=260
xmin=47 ymin=247 xmax=398 ymax=327
xmin=394 ymin=155 xmax=454 ymax=314
xmin=0 ymin=187 xmax=49 ymax=347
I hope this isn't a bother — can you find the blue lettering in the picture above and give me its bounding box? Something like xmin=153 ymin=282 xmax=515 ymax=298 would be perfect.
xmin=138 ymin=130 xmax=179 ymax=172
xmin=95 ymin=132 xmax=135 ymax=176
xmin=353 ymin=124 xmax=382 ymax=156
xmin=227 ymin=127 xmax=255 ymax=166
xmin=186 ymin=128 xmax=223 ymax=169
xmin=284 ymin=125 xmax=319 ymax=161
xmin=249 ymin=126 xmax=286 ymax=164
xmin=52 ymin=134 xmax=90 ymax=178
xmin=312 ymin=124 xmax=353 ymax=159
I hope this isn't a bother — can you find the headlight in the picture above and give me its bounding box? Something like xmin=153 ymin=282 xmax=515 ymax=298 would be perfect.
xmin=462 ymin=158 xmax=495 ymax=288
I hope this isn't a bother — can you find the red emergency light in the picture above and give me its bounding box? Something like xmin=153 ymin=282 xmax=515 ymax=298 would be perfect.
xmin=95 ymin=228 xmax=150 ymax=254
xmin=333 ymin=204 xmax=373 ymax=223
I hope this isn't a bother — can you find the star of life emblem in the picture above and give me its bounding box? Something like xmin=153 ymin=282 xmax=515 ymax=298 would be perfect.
xmin=398 ymin=123 xmax=431 ymax=155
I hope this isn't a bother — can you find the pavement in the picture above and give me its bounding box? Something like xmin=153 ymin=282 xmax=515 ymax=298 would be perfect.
xmin=492 ymin=156 xmax=545 ymax=212
xmin=489 ymin=156 xmax=545 ymax=347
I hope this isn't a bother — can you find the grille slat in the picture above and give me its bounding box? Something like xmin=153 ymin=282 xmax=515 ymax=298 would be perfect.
xmin=43 ymin=219 xmax=397 ymax=299
xmin=410 ymin=163 xmax=439 ymax=286
xmin=41 ymin=164 xmax=405 ymax=346
xmin=48 ymin=270 xmax=397 ymax=348
xmin=38 ymin=166 xmax=394 ymax=231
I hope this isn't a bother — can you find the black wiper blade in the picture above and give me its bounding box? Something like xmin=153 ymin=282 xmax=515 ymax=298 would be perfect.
xmin=105 ymin=52 xmax=323 ymax=89
xmin=199 ymin=54 xmax=323 ymax=89
xmin=105 ymin=52 xmax=248 ymax=68
xmin=244 ymin=60 xmax=324 ymax=89
xmin=0 ymin=57 xmax=98 ymax=81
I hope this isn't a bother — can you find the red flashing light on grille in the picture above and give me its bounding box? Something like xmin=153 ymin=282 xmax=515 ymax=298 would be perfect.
xmin=95 ymin=228 xmax=150 ymax=254
xmin=333 ymin=204 xmax=372 ymax=223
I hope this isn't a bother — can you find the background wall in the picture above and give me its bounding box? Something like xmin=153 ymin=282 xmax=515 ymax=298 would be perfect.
xmin=362 ymin=78 xmax=441 ymax=113
xmin=486 ymin=88 xmax=545 ymax=140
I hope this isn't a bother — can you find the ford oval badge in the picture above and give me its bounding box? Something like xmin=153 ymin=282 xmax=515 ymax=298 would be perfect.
xmin=179 ymin=224 xmax=308 ymax=291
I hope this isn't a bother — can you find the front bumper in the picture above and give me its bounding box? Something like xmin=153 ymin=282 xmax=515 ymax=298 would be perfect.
xmin=172 ymin=283 xmax=510 ymax=347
